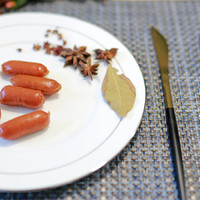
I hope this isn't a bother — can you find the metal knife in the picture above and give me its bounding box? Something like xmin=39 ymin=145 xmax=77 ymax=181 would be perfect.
xmin=151 ymin=27 xmax=187 ymax=200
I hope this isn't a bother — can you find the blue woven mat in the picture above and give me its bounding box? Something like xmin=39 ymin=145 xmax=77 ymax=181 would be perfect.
xmin=0 ymin=1 xmax=200 ymax=199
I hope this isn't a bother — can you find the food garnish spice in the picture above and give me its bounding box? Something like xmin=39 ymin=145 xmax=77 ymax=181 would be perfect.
xmin=43 ymin=41 xmax=51 ymax=49
xmin=45 ymin=29 xmax=66 ymax=45
xmin=16 ymin=48 xmax=22 ymax=52
xmin=61 ymin=46 xmax=90 ymax=69
xmin=102 ymin=64 xmax=136 ymax=117
xmin=79 ymin=58 xmax=99 ymax=80
xmin=94 ymin=48 xmax=118 ymax=63
xmin=43 ymin=41 xmax=53 ymax=54
xmin=52 ymin=45 xmax=65 ymax=56
xmin=32 ymin=29 xmax=136 ymax=116
xmin=33 ymin=44 xmax=41 ymax=51
xmin=33 ymin=29 xmax=68 ymax=55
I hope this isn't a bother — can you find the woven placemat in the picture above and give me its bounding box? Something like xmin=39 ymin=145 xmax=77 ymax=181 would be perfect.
xmin=0 ymin=1 xmax=200 ymax=199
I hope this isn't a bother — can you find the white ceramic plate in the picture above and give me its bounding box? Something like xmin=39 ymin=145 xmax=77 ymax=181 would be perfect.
xmin=0 ymin=13 xmax=145 ymax=191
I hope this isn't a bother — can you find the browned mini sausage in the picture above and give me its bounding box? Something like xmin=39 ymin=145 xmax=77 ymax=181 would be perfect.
xmin=2 ymin=60 xmax=49 ymax=77
xmin=0 ymin=85 xmax=45 ymax=109
xmin=10 ymin=75 xmax=62 ymax=95
xmin=0 ymin=110 xmax=50 ymax=140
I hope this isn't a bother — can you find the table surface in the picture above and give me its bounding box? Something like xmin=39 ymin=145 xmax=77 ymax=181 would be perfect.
xmin=0 ymin=0 xmax=200 ymax=199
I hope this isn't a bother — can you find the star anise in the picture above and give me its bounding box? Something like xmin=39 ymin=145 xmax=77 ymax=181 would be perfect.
xmin=94 ymin=48 xmax=118 ymax=63
xmin=61 ymin=45 xmax=90 ymax=69
xmin=79 ymin=58 xmax=99 ymax=80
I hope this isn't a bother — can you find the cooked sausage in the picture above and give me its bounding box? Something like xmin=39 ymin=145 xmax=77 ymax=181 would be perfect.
xmin=0 ymin=110 xmax=50 ymax=140
xmin=2 ymin=60 xmax=49 ymax=77
xmin=0 ymin=85 xmax=45 ymax=109
xmin=10 ymin=75 xmax=62 ymax=95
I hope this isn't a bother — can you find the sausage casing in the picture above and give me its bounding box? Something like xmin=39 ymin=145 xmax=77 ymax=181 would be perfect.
xmin=0 ymin=110 xmax=50 ymax=140
xmin=10 ymin=75 xmax=62 ymax=95
xmin=2 ymin=60 xmax=49 ymax=77
xmin=0 ymin=85 xmax=45 ymax=109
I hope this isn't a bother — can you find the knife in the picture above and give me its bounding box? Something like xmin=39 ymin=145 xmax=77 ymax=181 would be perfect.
xmin=151 ymin=27 xmax=187 ymax=200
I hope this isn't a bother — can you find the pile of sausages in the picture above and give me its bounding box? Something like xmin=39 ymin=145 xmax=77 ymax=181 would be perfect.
xmin=0 ymin=60 xmax=62 ymax=140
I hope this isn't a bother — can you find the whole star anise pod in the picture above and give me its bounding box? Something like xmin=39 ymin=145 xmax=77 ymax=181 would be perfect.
xmin=94 ymin=48 xmax=118 ymax=63
xmin=61 ymin=45 xmax=90 ymax=69
xmin=79 ymin=58 xmax=99 ymax=80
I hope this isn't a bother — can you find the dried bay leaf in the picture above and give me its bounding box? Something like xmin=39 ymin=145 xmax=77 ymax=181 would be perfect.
xmin=102 ymin=64 xmax=136 ymax=117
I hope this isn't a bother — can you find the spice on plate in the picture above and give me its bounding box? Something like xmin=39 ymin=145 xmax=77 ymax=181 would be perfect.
xmin=94 ymin=48 xmax=118 ymax=63
xmin=52 ymin=29 xmax=58 ymax=34
xmin=33 ymin=29 xmax=68 ymax=56
xmin=43 ymin=41 xmax=51 ymax=49
xmin=45 ymin=29 xmax=66 ymax=44
xmin=63 ymin=40 xmax=67 ymax=45
xmin=79 ymin=58 xmax=99 ymax=81
xmin=58 ymin=33 xmax=62 ymax=40
xmin=43 ymin=41 xmax=52 ymax=54
xmin=102 ymin=64 xmax=136 ymax=117
xmin=16 ymin=48 xmax=22 ymax=52
xmin=52 ymin=45 xmax=66 ymax=56
xmin=33 ymin=44 xmax=42 ymax=51
xmin=31 ymin=28 xmax=119 ymax=81
xmin=61 ymin=45 xmax=90 ymax=69
xmin=42 ymin=41 xmax=66 ymax=56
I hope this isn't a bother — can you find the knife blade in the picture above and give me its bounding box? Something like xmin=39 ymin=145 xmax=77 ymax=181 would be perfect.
xmin=151 ymin=27 xmax=187 ymax=200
